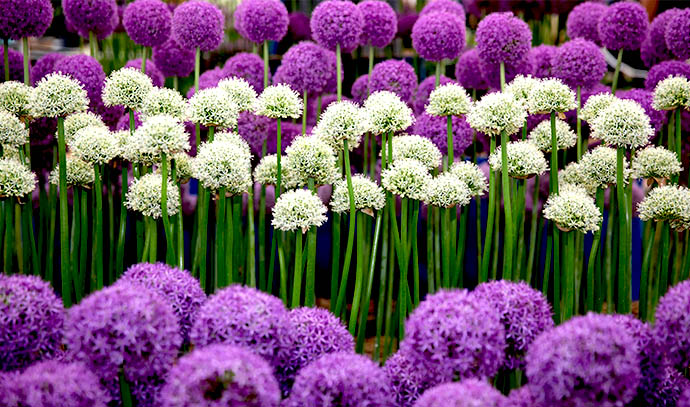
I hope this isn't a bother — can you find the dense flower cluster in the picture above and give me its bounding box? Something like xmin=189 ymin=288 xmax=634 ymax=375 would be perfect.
xmin=652 ymin=76 xmax=690 ymax=111
xmin=467 ymin=92 xmax=526 ymax=137
xmin=49 ymin=156 xmax=95 ymax=187
xmin=381 ymin=158 xmax=432 ymax=201
xmin=598 ymin=1 xmax=649 ymax=51
xmin=369 ymin=60 xmax=418 ymax=104
xmin=591 ymin=99 xmax=653 ymax=149
xmin=579 ymin=146 xmax=629 ymax=189
xmin=358 ymin=0 xmax=396 ymax=48
xmin=274 ymin=41 xmax=332 ymax=96
xmin=449 ymin=161 xmax=488 ymax=197
xmin=426 ymin=83 xmax=472 ymax=117
xmin=566 ymin=2 xmax=607 ymax=45
xmin=414 ymin=113 xmax=473 ymax=158
xmin=414 ymin=379 xmax=505 ymax=407
xmin=122 ymin=0 xmax=172 ymax=47
xmin=390 ymin=134 xmax=442 ymax=171
xmin=284 ymin=135 xmax=339 ymax=187
xmin=234 ymin=0 xmax=288 ymax=44
xmin=313 ymin=100 xmax=368 ymax=152
xmin=192 ymin=138 xmax=252 ymax=194
xmin=70 ymin=125 xmax=119 ymax=165
xmin=528 ymin=118 xmax=577 ymax=152
xmin=171 ymin=0 xmax=224 ymax=51
xmin=272 ymin=189 xmax=328 ymax=232
xmin=654 ymin=280 xmax=690 ymax=370
xmin=102 ymin=68 xmax=153 ymax=111
xmin=552 ymin=38 xmax=607 ymax=89
xmin=527 ymin=78 xmax=576 ymax=114
xmin=0 ymin=81 xmax=32 ymax=117
xmin=0 ymin=158 xmax=37 ymax=198
xmin=254 ymin=84 xmax=302 ymax=119
xmin=125 ymin=172 xmax=181 ymax=219
xmin=488 ymin=140 xmax=548 ymax=179
xmin=638 ymin=185 xmax=690 ymax=231
xmin=543 ymin=187 xmax=602 ymax=233
xmin=31 ymin=73 xmax=88 ymax=118
xmin=411 ymin=12 xmax=465 ymax=62
xmin=310 ymin=0 xmax=363 ymax=53
xmin=141 ymin=88 xmax=187 ymax=120
xmin=632 ymin=146 xmax=682 ymax=181
xmin=330 ymin=174 xmax=386 ymax=214
xmin=0 ymin=110 xmax=28 ymax=148
xmin=424 ymin=173 xmax=471 ymax=208
xmin=363 ymin=91 xmax=414 ymax=134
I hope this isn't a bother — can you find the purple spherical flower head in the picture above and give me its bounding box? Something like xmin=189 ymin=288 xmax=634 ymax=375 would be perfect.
xmin=411 ymin=12 xmax=465 ymax=62
xmin=238 ymin=111 xmax=271 ymax=156
xmin=0 ymin=275 xmax=64 ymax=372
xmin=680 ymin=387 xmax=690 ymax=407
xmin=172 ymin=0 xmax=224 ymax=51
xmin=310 ymin=0 xmax=363 ymax=53
xmin=566 ymin=2 xmax=607 ymax=46
xmin=369 ymin=59 xmax=418 ymax=105
xmin=59 ymin=54 xmax=106 ymax=110
xmin=397 ymin=12 xmax=418 ymax=38
xmin=476 ymin=12 xmax=531 ymax=67
xmin=0 ymin=0 xmax=52 ymax=40
xmin=472 ymin=280 xmax=554 ymax=371
xmin=351 ymin=74 xmax=369 ymax=104
xmin=186 ymin=67 xmax=223 ymax=98
xmin=644 ymin=8 xmax=682 ymax=67
xmin=273 ymin=41 xmax=331 ymax=95
xmin=284 ymin=352 xmax=395 ymax=407
xmin=234 ymin=0 xmax=288 ymax=44
xmin=384 ymin=349 xmax=437 ymax=407
xmin=552 ymin=38 xmax=606 ymax=89
xmin=159 ymin=344 xmax=281 ymax=407
xmin=415 ymin=112 xmax=473 ymax=158
xmin=266 ymin=119 xmax=301 ymax=154
xmin=525 ymin=313 xmax=641 ymax=407
xmin=455 ymin=49 xmax=488 ymax=90
xmin=31 ymin=53 xmax=64 ymax=86
xmin=645 ymin=60 xmax=690 ymax=91
xmin=400 ymin=289 xmax=506 ymax=383
xmin=653 ymin=280 xmax=690 ymax=371
xmin=62 ymin=0 xmax=117 ymax=39
xmin=529 ymin=44 xmax=556 ymax=79
xmin=123 ymin=0 xmax=171 ymax=47
xmin=124 ymin=58 xmax=165 ymax=87
xmin=222 ymin=52 xmax=266 ymax=93
xmin=420 ymin=0 xmax=465 ymax=18
xmin=0 ymin=47 xmax=24 ymax=82
xmin=152 ymin=37 xmax=195 ymax=78
xmin=665 ymin=9 xmax=690 ymax=61
xmin=414 ymin=74 xmax=453 ymax=115
xmin=598 ymin=1 xmax=649 ymax=51
xmin=288 ymin=12 xmax=311 ymax=42
xmin=358 ymin=0 xmax=397 ymax=48
xmin=617 ymin=89 xmax=666 ymax=135
xmin=413 ymin=379 xmax=506 ymax=407
xmin=506 ymin=386 xmax=538 ymax=407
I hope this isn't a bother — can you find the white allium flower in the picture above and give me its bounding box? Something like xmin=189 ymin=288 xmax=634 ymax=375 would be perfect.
xmin=0 ymin=110 xmax=28 ymax=147
xmin=389 ymin=134 xmax=442 ymax=171
xmin=466 ymin=92 xmax=526 ymax=137
xmin=0 ymin=145 xmax=21 ymax=160
xmin=253 ymin=84 xmax=302 ymax=119
xmin=330 ymin=174 xmax=386 ymax=214
xmin=504 ymin=75 xmax=540 ymax=103
xmin=49 ymin=156 xmax=95 ymax=187
xmin=313 ymin=101 xmax=369 ymax=152
xmin=528 ymin=118 xmax=577 ymax=152
xmin=632 ymin=146 xmax=682 ymax=181
xmin=214 ymin=130 xmax=252 ymax=160
xmin=120 ymin=131 xmax=159 ymax=166
xmin=0 ymin=158 xmax=36 ymax=198
xmin=363 ymin=91 xmax=414 ymax=135
xmin=188 ymin=87 xmax=240 ymax=128
xmin=425 ymin=83 xmax=472 ymax=117
xmin=102 ymin=68 xmax=153 ymax=111
xmin=448 ymin=161 xmax=488 ymax=197
xmin=134 ymin=115 xmax=190 ymax=159
xmin=30 ymin=73 xmax=88 ymax=118
xmin=578 ymin=146 xmax=631 ymax=190
xmin=488 ymin=140 xmax=548 ymax=179
xmin=218 ymin=77 xmax=257 ymax=112
xmin=64 ymin=111 xmax=107 ymax=145
xmin=284 ymin=135 xmax=339 ymax=187
xmin=0 ymin=81 xmax=32 ymax=117
xmin=580 ymin=93 xmax=616 ymax=122
xmin=141 ymin=87 xmax=188 ymax=120
xmin=254 ymin=154 xmax=281 ymax=185
xmin=527 ymin=78 xmax=576 ymax=114
xmin=70 ymin=125 xmax=119 ymax=165
xmin=652 ymin=76 xmax=690 ymax=111
xmin=191 ymin=138 xmax=252 ymax=194
xmin=381 ymin=158 xmax=432 ymax=200
xmin=272 ymin=189 xmax=328 ymax=233
xmin=591 ymin=99 xmax=653 ymax=149
xmin=560 ymin=161 xmax=596 ymax=195
xmin=638 ymin=185 xmax=690 ymax=230
xmin=172 ymin=152 xmax=193 ymax=183
xmin=125 ymin=172 xmax=181 ymax=219
xmin=543 ymin=188 xmax=602 ymax=233
xmin=424 ymin=173 xmax=471 ymax=208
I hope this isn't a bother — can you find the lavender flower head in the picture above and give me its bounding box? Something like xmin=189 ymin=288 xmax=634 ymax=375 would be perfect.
xmin=31 ymin=53 xmax=64 ymax=86
xmin=566 ymin=2 xmax=607 ymax=46
xmin=384 ymin=349 xmax=435 ymax=407
xmin=238 ymin=111 xmax=271 ymax=156
xmin=0 ymin=47 xmax=24 ymax=82
xmin=552 ymin=38 xmax=606 ymax=89
xmin=420 ymin=0 xmax=465 ymax=18
xmin=529 ymin=45 xmax=556 ymax=79
xmin=358 ymin=0 xmax=397 ymax=48
xmin=411 ymin=12 xmax=465 ymax=62
xmin=413 ymin=379 xmax=506 ymax=407
xmin=415 ymin=112 xmax=473 ymax=158
xmin=645 ymin=60 xmax=690 ymax=91
xmin=62 ymin=0 xmax=117 ymax=39
xmin=525 ymin=313 xmax=642 ymax=407
xmin=310 ymin=0 xmax=363 ymax=53
xmin=644 ymin=9 xmax=681 ymax=67
xmin=123 ymin=0 xmax=171 ymax=47
xmin=124 ymin=58 xmax=165 ymax=87
xmin=680 ymin=387 xmax=690 ymax=407
xmin=0 ymin=275 xmax=64 ymax=372
xmin=351 ymin=74 xmax=369 ymax=105
xmin=455 ymin=49 xmax=488 ymax=90
xmin=223 ymin=52 xmax=267 ymax=93
xmin=598 ymin=1 xmax=649 ymax=51
xmin=274 ymin=41 xmax=331 ymax=95
xmin=369 ymin=59 xmax=418 ymax=105
xmin=153 ymin=38 xmax=195 ymax=78
xmin=59 ymin=54 xmax=106 ymax=110
xmin=171 ymin=0 xmax=224 ymax=51
xmin=665 ymin=9 xmax=690 ymax=60
xmin=234 ymin=0 xmax=288 ymax=44
xmin=0 ymin=0 xmax=53 ymax=40
xmin=476 ymin=12 xmax=531 ymax=67
xmin=653 ymin=280 xmax=690 ymax=370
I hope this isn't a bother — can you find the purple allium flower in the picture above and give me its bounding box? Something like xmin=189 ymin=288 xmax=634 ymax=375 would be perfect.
xmin=471 ymin=280 xmax=554 ymax=371
xmin=159 ymin=344 xmax=281 ymax=407
xmin=238 ymin=111 xmax=272 ymax=156
xmin=414 ymin=112 xmax=473 ymax=158
xmin=525 ymin=313 xmax=641 ymax=407
xmin=273 ymin=41 xmax=331 ymax=95
xmin=0 ymin=275 xmax=64 ymax=372
xmin=413 ymin=379 xmax=506 ymax=407
xmin=266 ymin=119 xmax=301 ymax=154
xmin=186 ymin=67 xmax=224 ymax=98
xmin=654 ymin=367 xmax=690 ymax=407
xmin=384 ymin=349 xmax=436 ymax=407
xmin=420 ymin=0 xmax=466 ymax=18
xmin=506 ymin=386 xmax=538 ymax=407
xmin=284 ymin=352 xmax=395 ymax=407
xmin=58 ymin=54 xmax=106 ymax=110
xmin=351 ymin=74 xmax=369 ymax=104
xmin=455 ymin=49 xmax=488 ymax=90
xmin=679 ymin=387 xmax=690 ymax=407
xmin=369 ymin=59 xmax=418 ymax=105
xmin=310 ymin=0 xmax=363 ymax=53
xmin=665 ymin=9 xmax=690 ymax=61
xmin=116 ymin=110 xmax=142 ymax=131
xmin=123 ymin=0 xmax=171 ymax=47
xmin=124 ymin=58 xmax=165 ymax=87
xmin=653 ymin=280 xmax=690 ymax=371
xmin=62 ymin=0 xmax=117 ymax=39
xmin=598 ymin=1 xmax=649 ymax=51
xmin=617 ymin=88 xmax=666 ymax=135
xmin=414 ymin=74 xmax=454 ymax=115
xmin=552 ymin=38 xmax=606 ymax=89
xmin=171 ymin=0 xmax=224 ymax=51
xmin=411 ymin=12 xmax=465 ymax=62
xmin=566 ymin=2 xmax=607 ymax=46
xmin=396 ymin=12 xmax=418 ymax=39
xmin=233 ymin=0 xmax=288 ymax=44
xmin=645 ymin=60 xmax=690 ymax=91
xmin=0 ymin=0 xmax=52 ymax=40
xmin=0 ymin=46 xmax=24 ymax=82
xmin=152 ymin=37 xmax=195 ymax=78
xmin=31 ymin=53 xmax=64 ymax=86
xmin=643 ymin=8 xmax=681 ymax=67
xmin=287 ymin=12 xmax=311 ymax=42
xmin=358 ymin=0 xmax=397 ymax=48
xmin=400 ymin=289 xmax=506 ymax=383
xmin=528 ymin=44 xmax=556 ymax=79
xmin=223 ymin=52 xmax=266 ymax=93
xmin=476 ymin=12 xmax=531 ymax=67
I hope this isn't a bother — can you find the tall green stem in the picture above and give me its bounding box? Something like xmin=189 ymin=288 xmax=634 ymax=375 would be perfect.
xmin=480 ymin=137 xmax=497 ymax=282
xmin=216 ymin=190 xmax=227 ymax=288
xmin=576 ymin=86 xmax=582 ymax=160
xmin=93 ymin=165 xmax=103 ymax=288
xmin=616 ymin=148 xmax=630 ymax=313
xmin=263 ymin=41 xmax=269 ymax=89
xmin=141 ymin=47 xmax=148 ymax=74
xmin=302 ymin=90 xmax=307 ymax=135
xmin=586 ymin=188 xmax=604 ymax=312
xmin=57 ymin=117 xmax=72 ymax=306
xmin=22 ymin=37 xmax=29 ymax=85
xmin=160 ymin=154 xmax=175 ymax=265
xmin=500 ymin=130 xmax=514 ymax=279
xmin=3 ymin=38 xmax=9 ymax=81
xmin=336 ymin=44 xmax=342 ymax=101
xmin=305 ymin=179 xmax=317 ymax=306
xmin=446 ymin=116 xmax=453 ymax=169
xmin=291 ymin=232 xmax=303 ymax=308
xmin=611 ymin=49 xmax=623 ymax=95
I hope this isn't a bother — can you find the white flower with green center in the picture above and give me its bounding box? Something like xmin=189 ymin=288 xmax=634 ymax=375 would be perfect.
xmin=449 ymin=161 xmax=488 ymax=197
xmin=125 ymin=172 xmax=181 ymax=219
xmin=652 ymin=76 xmax=690 ymax=111
xmin=134 ymin=115 xmax=191 ymax=160
xmin=30 ymin=73 xmax=88 ymax=118
xmin=188 ymin=87 xmax=240 ymax=129
xmin=426 ymin=83 xmax=472 ymax=117
xmin=218 ymin=77 xmax=257 ymax=112
xmin=214 ymin=130 xmax=252 ymax=160
xmin=253 ymin=84 xmax=302 ymax=119
xmin=638 ymin=185 xmax=690 ymax=231
xmin=49 ymin=156 xmax=95 ymax=187
xmin=102 ymin=68 xmax=153 ymax=111
xmin=70 ymin=125 xmax=119 ymax=165
xmin=0 ymin=158 xmax=36 ymax=198
xmin=488 ymin=140 xmax=548 ymax=179
xmin=559 ymin=163 xmax=596 ymax=195
xmin=579 ymin=146 xmax=631 ymax=190
xmin=424 ymin=173 xmax=471 ymax=208
xmin=381 ymin=158 xmax=432 ymax=201
xmin=0 ymin=110 xmax=28 ymax=148
xmin=466 ymin=92 xmax=526 ymax=137
xmin=543 ymin=188 xmax=602 ymax=233
xmin=528 ymin=118 xmax=577 ymax=152
xmin=254 ymin=154 xmax=281 ymax=185
xmin=632 ymin=146 xmax=682 ymax=181
xmin=272 ymin=189 xmax=328 ymax=233
xmin=389 ymin=134 xmax=442 ymax=171
xmin=330 ymin=174 xmax=386 ymax=214
xmin=0 ymin=81 xmax=32 ymax=117
xmin=591 ymin=99 xmax=653 ymax=149
xmin=313 ymin=101 xmax=369 ymax=152
xmin=580 ymin=93 xmax=616 ymax=122
xmin=363 ymin=91 xmax=414 ymax=135
xmin=284 ymin=135 xmax=339 ymax=188
xmin=191 ymin=138 xmax=252 ymax=195
xmin=504 ymin=75 xmax=540 ymax=103
xmin=527 ymin=78 xmax=576 ymax=114
xmin=172 ymin=152 xmax=193 ymax=183
xmin=141 ymin=88 xmax=188 ymax=120
xmin=64 ymin=111 xmax=107 ymax=145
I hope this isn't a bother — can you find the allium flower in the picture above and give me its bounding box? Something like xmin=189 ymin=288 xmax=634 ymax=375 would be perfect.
xmin=30 ymin=73 xmax=88 ymax=118
xmin=645 ymin=60 xmax=690 ymax=91
xmin=579 ymin=146 xmax=629 ymax=189
xmin=466 ymin=92 xmax=526 ymax=137
xmin=411 ymin=12 xmax=465 ymax=62
xmin=420 ymin=0 xmax=465 ymax=17
xmin=238 ymin=111 xmax=271 ymax=155
xmin=191 ymin=138 xmax=252 ymax=194
xmin=363 ymin=91 xmax=414 ymax=134
xmin=449 ymin=161 xmax=488 ymax=196
xmin=310 ymin=0 xmax=363 ymax=53
xmin=0 ymin=158 xmax=36 ymax=198
xmin=217 ymin=77 xmax=257 ymax=113
xmin=124 ymin=57 xmax=166 ymax=87
xmin=543 ymin=188 xmax=602 ymax=233
xmin=598 ymin=1 xmax=649 ymax=51
xmin=506 ymin=386 xmax=538 ymax=407
xmin=125 ymin=172 xmax=181 ymax=218
xmin=489 ymin=140 xmax=548 ymax=179
xmin=313 ymin=100 xmax=368 ymax=152
xmin=654 ymin=280 xmax=690 ymax=370
xmin=527 ymin=78 xmax=576 ymax=114
xmin=49 ymin=156 xmax=95 ymax=187
xmin=528 ymin=118 xmax=577 ymax=152
xmin=381 ymin=158 xmax=432 ymax=201
xmin=134 ymin=115 xmax=190 ymax=159
xmin=617 ymin=88 xmax=667 ymax=134
xmin=414 ymin=75 xmax=453 ymax=116
xmin=253 ymin=154 xmax=281 ymax=185
xmin=152 ymin=38 xmax=195 ymax=78
xmin=70 ymin=125 xmax=119 ymax=165
xmin=0 ymin=0 xmax=53 ymax=40
xmin=141 ymin=87 xmax=187 ymax=120
xmin=476 ymin=12 xmax=531 ymax=67
xmin=0 ymin=275 xmax=64 ymax=372
xmin=358 ymin=0 xmax=397 ymax=48
xmin=504 ymin=75 xmax=540 ymax=103
xmin=254 ymin=84 xmax=302 ymax=119
xmin=31 ymin=53 xmax=64 ymax=86
xmin=424 ymin=173 xmax=471 ymax=208
xmin=284 ymin=352 xmax=394 ymax=407
xmin=652 ymin=76 xmax=690 ymax=110
xmin=678 ymin=386 xmax=690 ymax=407
xmin=283 ymin=135 xmax=338 ymax=187
xmin=172 ymin=152 xmax=192 ymax=183
xmin=369 ymin=59 xmax=418 ymax=105
xmin=171 ymin=0 xmax=224 ymax=51
xmin=390 ymin=134 xmax=442 ymax=171
xmin=426 ymin=83 xmax=472 ymax=117
xmin=123 ymin=0 xmax=172 ymax=47
xmin=62 ymin=0 xmax=117 ymax=39
xmin=413 ymin=379 xmax=506 ymax=407
xmin=591 ymin=99 xmax=653 ymax=149
xmin=350 ymin=74 xmax=369 ymax=105
xmin=638 ymin=185 xmax=690 ymax=230
xmin=63 ymin=111 xmax=106 ymax=145
xmin=287 ymin=11 xmax=311 ymax=42
xmin=188 ymin=87 xmax=239 ymax=128
xmin=102 ymin=68 xmax=154 ymax=111
xmin=222 ymin=52 xmax=267 ymax=93
xmin=643 ymin=9 xmax=680 ymax=67
xmin=580 ymin=93 xmax=617 ymax=123
xmin=233 ymin=0 xmax=288 ymax=44
xmin=330 ymin=174 xmax=386 ymax=213
xmin=472 ymin=280 xmax=554 ymax=370
xmin=384 ymin=349 xmax=434 ymax=407
xmin=215 ymin=130 xmax=252 ymax=156
xmin=58 ymin=54 xmax=107 ymax=111
xmin=633 ymin=146 xmax=683 ymax=181
xmin=159 ymin=344 xmax=281 ymax=407
xmin=0 ymin=110 xmax=28 ymax=148
xmin=272 ymin=189 xmax=328 ymax=232
xmin=665 ymin=9 xmax=690 ymax=60
xmin=566 ymin=2 xmax=607 ymax=45
xmin=0 ymin=81 xmax=31 ymax=118
xmin=528 ymin=45 xmax=556 ymax=79
xmin=552 ymin=39 xmax=606 ymax=89
xmin=455 ymin=49 xmax=488 ymax=90
xmin=273 ymin=41 xmax=332 ymax=96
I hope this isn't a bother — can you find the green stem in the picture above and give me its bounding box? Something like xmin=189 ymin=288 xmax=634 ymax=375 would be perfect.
xmin=216 ymin=190 xmax=226 ymax=288
xmin=563 ymin=231 xmax=575 ymax=320
xmin=639 ymin=220 xmax=655 ymax=321
xmin=362 ymin=212 xmax=381 ymax=353
xmin=576 ymin=86 xmax=582 ymax=160
xmin=658 ymin=221 xmax=670 ymax=307
xmin=3 ymin=38 xmax=9 ymax=81
xmin=13 ymin=203 xmax=22 ymax=274
xmin=302 ymin=91 xmax=307 ymax=135
xmin=93 ymin=165 xmax=103 ymax=288
xmin=22 ymin=37 xmax=29 ymax=86
xmin=500 ymin=61 xmax=506 ymax=91
xmin=334 ymin=140 xmax=358 ymax=315
xmin=57 ymin=117 xmax=72 ymax=306
xmin=398 ymin=198 xmax=408 ymax=339
xmin=675 ymin=108 xmax=681 ymax=163
xmin=410 ymin=201 xmax=420 ymax=305
xmin=225 ymin=194 xmax=233 ymax=285
xmin=305 ymin=179 xmax=317 ymax=306
xmin=141 ymin=46 xmax=147 ymax=74
xmin=89 ymin=31 xmax=97 ymax=59
xmin=616 ymin=148 xmax=630 ymax=313
xmin=480 ymin=137 xmax=497 ymax=282
xmin=291 ymin=232 xmax=303 ymax=308
xmin=70 ymin=189 xmax=81 ymax=300
xmin=442 ymin=207 xmax=451 ymax=287
xmin=605 ymin=190 xmax=616 ymax=313
xmin=119 ymin=369 xmax=133 ymax=407
xmin=611 ymin=48 xmax=623 ymax=95
xmin=263 ymin=41 xmax=269 ymax=89
xmin=500 ymin=130 xmax=514 ymax=280
xmin=586 ymin=189 xmax=604 ymax=312
xmin=247 ymin=187 xmax=257 ymax=287
xmin=79 ymin=187 xmax=87 ymax=294
xmin=232 ymin=197 xmax=241 ymax=283
xmin=198 ymin=189 xmax=209 ymax=292
xmin=349 ymin=214 xmax=367 ymax=334
xmin=336 ymin=44 xmax=342 ymax=100
xmin=446 ymin=116 xmax=453 ymax=169
xmin=160 ymin=154 xmax=175 ymax=265
xmin=435 ymin=60 xmax=441 ymax=88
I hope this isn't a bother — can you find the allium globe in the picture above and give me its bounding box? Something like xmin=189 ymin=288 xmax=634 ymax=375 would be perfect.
xmin=414 ymin=112 xmax=473 ymax=158
xmin=420 ymin=0 xmax=465 ymax=18
xmin=369 ymin=59 xmax=418 ymax=105
xmin=0 ymin=0 xmax=53 ymax=40
xmin=58 ymin=54 xmax=106 ymax=110
xmin=552 ymin=39 xmax=606 ymax=89
xmin=455 ymin=49 xmax=488 ymax=90
xmin=358 ymin=0 xmax=397 ymax=48
xmin=61 ymin=0 xmax=117 ymax=39
xmin=476 ymin=12 xmax=531 ymax=67
xmin=152 ymin=38 xmax=195 ymax=78
xmin=30 ymin=53 xmax=64 ymax=85
xmin=413 ymin=379 xmax=506 ymax=407
xmin=644 ymin=9 xmax=681 ymax=67
xmin=171 ymin=0 xmax=224 ymax=51
xmin=411 ymin=12 xmax=465 ymax=62
xmin=528 ymin=44 xmax=556 ymax=79
xmin=618 ymin=88 xmax=666 ymax=134
xmin=598 ymin=1 xmax=649 ymax=51
xmin=645 ymin=60 xmax=690 ymax=91
xmin=234 ymin=0 xmax=288 ymax=44
xmin=665 ymin=9 xmax=690 ymax=60
xmin=124 ymin=58 xmax=165 ymax=87
xmin=223 ymin=52 xmax=267 ymax=93
xmin=122 ymin=0 xmax=172 ymax=47
xmin=566 ymin=1 xmax=607 ymax=46
xmin=350 ymin=74 xmax=369 ymax=105
xmin=653 ymin=280 xmax=690 ymax=370
xmin=414 ymin=75 xmax=454 ymax=115
xmin=273 ymin=41 xmax=332 ymax=96
xmin=384 ymin=349 xmax=435 ymax=407
xmin=310 ymin=0 xmax=363 ymax=53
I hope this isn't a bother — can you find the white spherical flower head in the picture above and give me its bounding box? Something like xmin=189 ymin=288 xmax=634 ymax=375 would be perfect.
xmin=652 ymin=76 xmax=690 ymax=111
xmin=426 ymin=83 xmax=472 ymax=117
xmin=253 ymin=84 xmax=302 ymax=119
xmin=389 ymin=134 xmax=442 ymax=171
xmin=313 ymin=101 xmax=369 ymax=152
xmin=504 ymin=75 xmax=541 ymax=103
xmin=424 ymin=173 xmax=472 ymax=208
xmin=638 ymin=185 xmax=690 ymax=231
xmin=125 ymin=172 xmax=181 ymax=219
xmin=141 ymin=88 xmax=188 ymax=120
xmin=102 ymin=67 xmax=154 ymax=111
xmin=64 ymin=111 xmax=107 ymax=146
xmin=0 ymin=81 xmax=32 ymax=117
xmin=272 ymin=189 xmax=328 ymax=233
xmin=0 ymin=110 xmax=28 ymax=148
xmin=330 ymin=174 xmax=386 ymax=215
xmin=381 ymin=158 xmax=432 ymax=201
xmin=466 ymin=92 xmax=526 ymax=137
xmin=30 ymin=73 xmax=88 ymax=118
xmin=214 ymin=130 xmax=252 ymax=160
xmin=543 ymin=188 xmax=602 ymax=233
xmin=527 ymin=78 xmax=576 ymax=114
xmin=488 ymin=140 xmax=548 ymax=179
xmin=70 ymin=125 xmax=119 ymax=165
xmin=528 ymin=118 xmax=577 ymax=152
xmin=0 ymin=158 xmax=36 ymax=198
xmin=191 ymin=139 xmax=252 ymax=195
xmin=134 ymin=115 xmax=191 ymax=159
xmin=254 ymin=154 xmax=281 ymax=185
xmin=591 ymin=99 xmax=653 ymax=149
xmin=218 ymin=77 xmax=258 ymax=112
xmin=172 ymin=152 xmax=193 ymax=183
xmin=580 ymin=93 xmax=616 ymax=123
xmin=449 ymin=161 xmax=488 ymax=197
xmin=120 ymin=131 xmax=159 ymax=166
xmin=188 ymin=87 xmax=240 ymax=129
xmin=284 ymin=135 xmax=339 ymax=188
xmin=560 ymin=161 xmax=596 ymax=195
xmin=49 ymin=156 xmax=95 ymax=187
xmin=578 ymin=146 xmax=630 ymax=190
xmin=632 ymin=146 xmax=682 ymax=182
xmin=363 ymin=91 xmax=414 ymax=135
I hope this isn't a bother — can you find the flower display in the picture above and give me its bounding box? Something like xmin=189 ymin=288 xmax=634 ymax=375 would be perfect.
xmin=171 ymin=0 xmax=224 ymax=51
xmin=273 ymin=42 xmax=332 ymax=96
xmin=152 ymin=38 xmax=195 ymax=78
xmin=466 ymin=92 xmax=526 ymax=137
xmin=358 ymin=0 xmax=397 ymax=48
xmin=580 ymin=93 xmax=617 ymax=123
xmin=310 ymin=0 xmax=363 ymax=53
xmin=638 ymin=185 xmax=690 ymax=231
xmin=384 ymin=349 xmax=435 ymax=407
xmin=223 ymin=52 xmax=268 ymax=93
xmin=369 ymin=60 xmax=418 ymax=104
xmin=272 ymin=189 xmax=328 ymax=232
xmin=192 ymin=138 xmax=252 ymax=194
xmin=643 ymin=9 xmax=680 ymax=67
xmin=529 ymin=44 xmax=556 ymax=79
xmin=233 ymin=0 xmax=288 ymax=44
xmin=632 ymin=146 xmax=682 ymax=181
xmin=283 ymin=135 xmax=339 ymax=187
xmin=217 ymin=77 xmax=257 ymax=113
xmin=0 ymin=110 xmax=28 ymax=148
xmin=122 ymin=0 xmax=172 ymax=47
xmin=330 ymin=174 xmax=386 ymax=213
xmin=424 ymin=173 xmax=471 ymax=208
xmin=363 ymin=91 xmax=414 ymax=134
xmin=382 ymin=158 xmax=432 ymax=200
xmin=475 ymin=11 xmax=531 ymax=86
xmin=389 ymin=134 xmax=442 ymax=170
xmin=0 ymin=81 xmax=31 ymax=117
xmin=552 ymin=39 xmax=607 ymax=89
xmin=579 ymin=146 xmax=629 ymax=189
xmin=70 ymin=125 xmax=119 ymax=165
xmin=102 ymin=68 xmax=153 ymax=111
xmin=543 ymin=187 xmax=602 ymax=233
xmin=62 ymin=0 xmax=117 ymax=39
xmin=31 ymin=73 xmax=88 ymax=118
xmin=414 ymin=112 xmax=473 ymax=158
xmin=254 ymin=84 xmax=302 ymax=119
xmin=652 ymin=76 xmax=690 ymax=111
xmin=49 ymin=156 xmax=95 ymax=187
xmin=645 ymin=60 xmax=690 ymax=91
xmin=618 ymin=88 xmax=667 ymax=134
xmin=455 ymin=49 xmax=488 ymax=90
xmin=598 ymin=1 xmax=649 ymax=51
xmin=411 ymin=11 xmax=465 ymax=62
xmin=188 ymin=88 xmax=239 ymax=128
xmin=653 ymin=280 xmax=690 ymax=370
xmin=141 ymin=87 xmax=187 ymax=120
xmin=313 ymin=100 xmax=368 ymax=152
xmin=591 ymin=99 xmax=653 ymax=149
xmin=665 ymin=9 xmax=690 ymax=60
xmin=449 ymin=161 xmax=488 ymax=197
xmin=566 ymin=2 xmax=607 ymax=45
xmin=527 ymin=78 xmax=576 ymax=114
xmin=528 ymin=118 xmax=577 ymax=152
xmin=63 ymin=111 xmax=107 ymax=145
xmin=125 ymin=172 xmax=181 ymax=218
xmin=488 ymin=140 xmax=548 ymax=179
xmin=426 ymin=83 xmax=472 ymax=117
